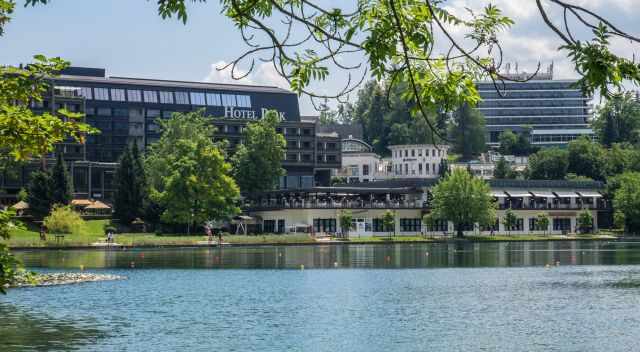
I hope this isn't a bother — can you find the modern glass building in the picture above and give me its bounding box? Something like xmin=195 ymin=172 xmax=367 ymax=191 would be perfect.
xmin=1 ymin=67 xmax=341 ymax=203
xmin=477 ymin=70 xmax=593 ymax=147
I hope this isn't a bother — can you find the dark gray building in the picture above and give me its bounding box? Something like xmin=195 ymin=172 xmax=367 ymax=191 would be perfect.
xmin=1 ymin=67 xmax=341 ymax=203
xmin=477 ymin=68 xmax=593 ymax=147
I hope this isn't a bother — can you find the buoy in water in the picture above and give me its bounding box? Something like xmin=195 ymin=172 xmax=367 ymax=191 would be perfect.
xmin=333 ymin=262 xmax=338 ymax=267
xmin=130 ymin=261 xmax=135 ymax=268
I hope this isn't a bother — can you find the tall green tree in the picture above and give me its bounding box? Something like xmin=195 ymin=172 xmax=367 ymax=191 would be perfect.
xmin=338 ymin=210 xmax=353 ymax=239
xmin=536 ymin=213 xmax=550 ymax=236
xmin=593 ymin=92 xmax=640 ymax=146
xmin=498 ymin=130 xmax=518 ymax=155
xmin=577 ymin=210 xmax=593 ymax=234
xmin=49 ymin=153 xmax=73 ymax=206
xmin=612 ymin=172 xmax=640 ymax=234
xmin=26 ymin=170 xmax=52 ymax=219
xmin=146 ymin=110 xmax=240 ymax=228
xmin=449 ymin=103 xmax=486 ymax=161
xmin=114 ymin=144 xmax=146 ymax=225
xmin=382 ymin=210 xmax=395 ymax=237
xmin=527 ymin=148 xmax=569 ymax=180
xmin=502 ymin=209 xmax=518 ymax=236
xmin=232 ymin=110 xmax=286 ymax=194
xmin=567 ymin=137 xmax=606 ymax=181
xmin=430 ymin=168 xmax=496 ymax=238
xmin=494 ymin=157 xmax=510 ymax=179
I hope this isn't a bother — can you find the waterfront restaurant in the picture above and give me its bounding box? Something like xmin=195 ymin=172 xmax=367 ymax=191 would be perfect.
xmin=243 ymin=179 xmax=611 ymax=237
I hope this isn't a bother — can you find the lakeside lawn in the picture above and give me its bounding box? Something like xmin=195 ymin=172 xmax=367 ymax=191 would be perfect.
xmin=4 ymin=220 xmax=316 ymax=247
xmin=2 ymin=220 xmax=618 ymax=248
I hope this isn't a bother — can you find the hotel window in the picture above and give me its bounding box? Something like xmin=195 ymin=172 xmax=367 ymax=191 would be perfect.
xmin=221 ymin=94 xmax=236 ymax=106
xmin=263 ymin=220 xmax=275 ymax=233
xmin=146 ymin=109 xmax=160 ymax=118
xmin=190 ymin=92 xmax=206 ymax=106
xmin=400 ymin=219 xmax=421 ymax=232
xmin=127 ymin=89 xmax=142 ymax=102
xmin=418 ymin=149 xmax=422 ymax=157
xmin=313 ymin=219 xmax=336 ymax=233
xmin=159 ymin=91 xmax=174 ymax=104
xmin=418 ymin=163 xmax=423 ymax=174
xmin=302 ymin=128 xmax=312 ymax=136
xmin=411 ymin=149 xmax=415 ymax=157
xmin=373 ymin=219 xmax=385 ymax=232
xmin=94 ymin=88 xmax=109 ymax=101
xmin=206 ymin=93 xmax=221 ymax=106
xmin=327 ymin=155 xmax=337 ymax=162
xmin=404 ymin=164 xmax=408 ymax=174
xmin=97 ymin=107 xmax=112 ymax=116
xmin=175 ymin=91 xmax=190 ymax=105
xmin=302 ymin=154 xmax=312 ymax=162
xmin=143 ymin=90 xmax=158 ymax=103
xmin=363 ymin=164 xmax=369 ymax=176
xmin=237 ymin=95 xmax=251 ymax=108
xmin=162 ymin=111 xmax=174 ymax=118
xmin=432 ymin=149 xmax=436 ymax=157
xmin=110 ymin=88 xmax=126 ymax=102
xmin=79 ymin=87 xmax=93 ymax=99
xmin=404 ymin=150 xmax=408 ymax=157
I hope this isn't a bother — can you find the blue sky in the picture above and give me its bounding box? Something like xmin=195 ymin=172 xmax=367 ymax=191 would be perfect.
xmin=1 ymin=0 xmax=638 ymax=113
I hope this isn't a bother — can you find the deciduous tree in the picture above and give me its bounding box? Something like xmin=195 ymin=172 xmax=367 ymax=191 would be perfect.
xmin=232 ymin=110 xmax=286 ymax=194
xmin=612 ymin=172 xmax=640 ymax=234
xmin=430 ymin=168 xmax=496 ymax=238
xmin=146 ymin=111 xmax=240 ymax=229
xmin=527 ymin=148 xmax=569 ymax=180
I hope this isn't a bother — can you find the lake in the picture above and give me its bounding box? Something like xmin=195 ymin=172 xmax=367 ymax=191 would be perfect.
xmin=3 ymin=241 xmax=640 ymax=351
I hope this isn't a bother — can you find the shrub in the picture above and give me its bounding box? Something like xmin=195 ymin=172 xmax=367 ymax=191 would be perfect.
xmin=43 ymin=205 xmax=85 ymax=234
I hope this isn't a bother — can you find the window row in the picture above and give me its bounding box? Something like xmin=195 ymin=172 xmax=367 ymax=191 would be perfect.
xmin=76 ymin=87 xmax=251 ymax=107
xmin=394 ymin=148 xmax=444 ymax=159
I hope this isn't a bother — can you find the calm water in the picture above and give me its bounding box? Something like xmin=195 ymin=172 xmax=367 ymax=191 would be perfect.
xmin=3 ymin=241 xmax=640 ymax=351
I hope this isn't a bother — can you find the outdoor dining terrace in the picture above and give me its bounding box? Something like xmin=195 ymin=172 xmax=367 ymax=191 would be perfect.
xmin=243 ymin=186 xmax=427 ymax=211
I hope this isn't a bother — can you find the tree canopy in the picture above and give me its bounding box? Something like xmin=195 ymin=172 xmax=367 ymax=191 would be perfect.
xmin=232 ymin=110 xmax=286 ymax=194
xmin=593 ymin=92 xmax=640 ymax=147
xmin=430 ymin=168 xmax=495 ymax=238
xmin=146 ymin=110 xmax=240 ymax=227
xmin=114 ymin=143 xmax=147 ymax=225
xmin=449 ymin=103 xmax=486 ymax=161
xmin=612 ymin=172 xmax=640 ymax=234
xmin=527 ymin=148 xmax=569 ymax=180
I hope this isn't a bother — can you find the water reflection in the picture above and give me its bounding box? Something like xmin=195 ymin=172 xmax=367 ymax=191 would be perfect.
xmin=0 ymin=303 xmax=106 ymax=351
xmin=14 ymin=241 xmax=640 ymax=270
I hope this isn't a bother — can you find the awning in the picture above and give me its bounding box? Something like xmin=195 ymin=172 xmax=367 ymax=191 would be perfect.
xmin=490 ymin=190 xmax=508 ymax=197
xmin=577 ymin=191 xmax=603 ymax=198
xmin=504 ymin=190 xmax=530 ymax=197
xmin=529 ymin=191 xmax=556 ymax=198
xmin=554 ymin=191 xmax=580 ymax=198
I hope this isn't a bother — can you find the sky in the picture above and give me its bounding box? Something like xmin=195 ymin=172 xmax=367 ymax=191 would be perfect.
xmin=0 ymin=0 xmax=638 ymax=114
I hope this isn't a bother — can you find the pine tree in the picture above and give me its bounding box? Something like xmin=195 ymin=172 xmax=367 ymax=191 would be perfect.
xmin=49 ymin=153 xmax=73 ymax=206
xmin=450 ymin=103 xmax=486 ymax=161
xmin=114 ymin=145 xmax=137 ymax=225
xmin=601 ymin=110 xmax=619 ymax=147
xmin=26 ymin=170 xmax=52 ymax=219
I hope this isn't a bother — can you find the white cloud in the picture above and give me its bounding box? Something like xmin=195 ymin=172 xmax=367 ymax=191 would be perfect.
xmin=203 ymin=60 xmax=289 ymax=89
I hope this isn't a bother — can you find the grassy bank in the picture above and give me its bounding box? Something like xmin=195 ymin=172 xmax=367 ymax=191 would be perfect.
xmin=2 ymin=220 xmax=618 ymax=248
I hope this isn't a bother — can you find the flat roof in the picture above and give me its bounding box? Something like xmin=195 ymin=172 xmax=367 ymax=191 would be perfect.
xmin=55 ymin=74 xmax=294 ymax=95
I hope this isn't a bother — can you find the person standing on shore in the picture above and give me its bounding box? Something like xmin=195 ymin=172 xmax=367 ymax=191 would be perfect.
xmin=39 ymin=224 xmax=47 ymax=241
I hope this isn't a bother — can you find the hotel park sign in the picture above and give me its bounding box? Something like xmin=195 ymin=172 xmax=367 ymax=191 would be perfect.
xmin=224 ymin=106 xmax=286 ymax=121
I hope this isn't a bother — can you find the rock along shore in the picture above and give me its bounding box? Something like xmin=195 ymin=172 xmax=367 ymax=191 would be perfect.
xmin=10 ymin=272 xmax=126 ymax=288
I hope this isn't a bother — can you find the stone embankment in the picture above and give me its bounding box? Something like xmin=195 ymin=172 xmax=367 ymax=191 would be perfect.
xmin=10 ymin=272 xmax=125 ymax=288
